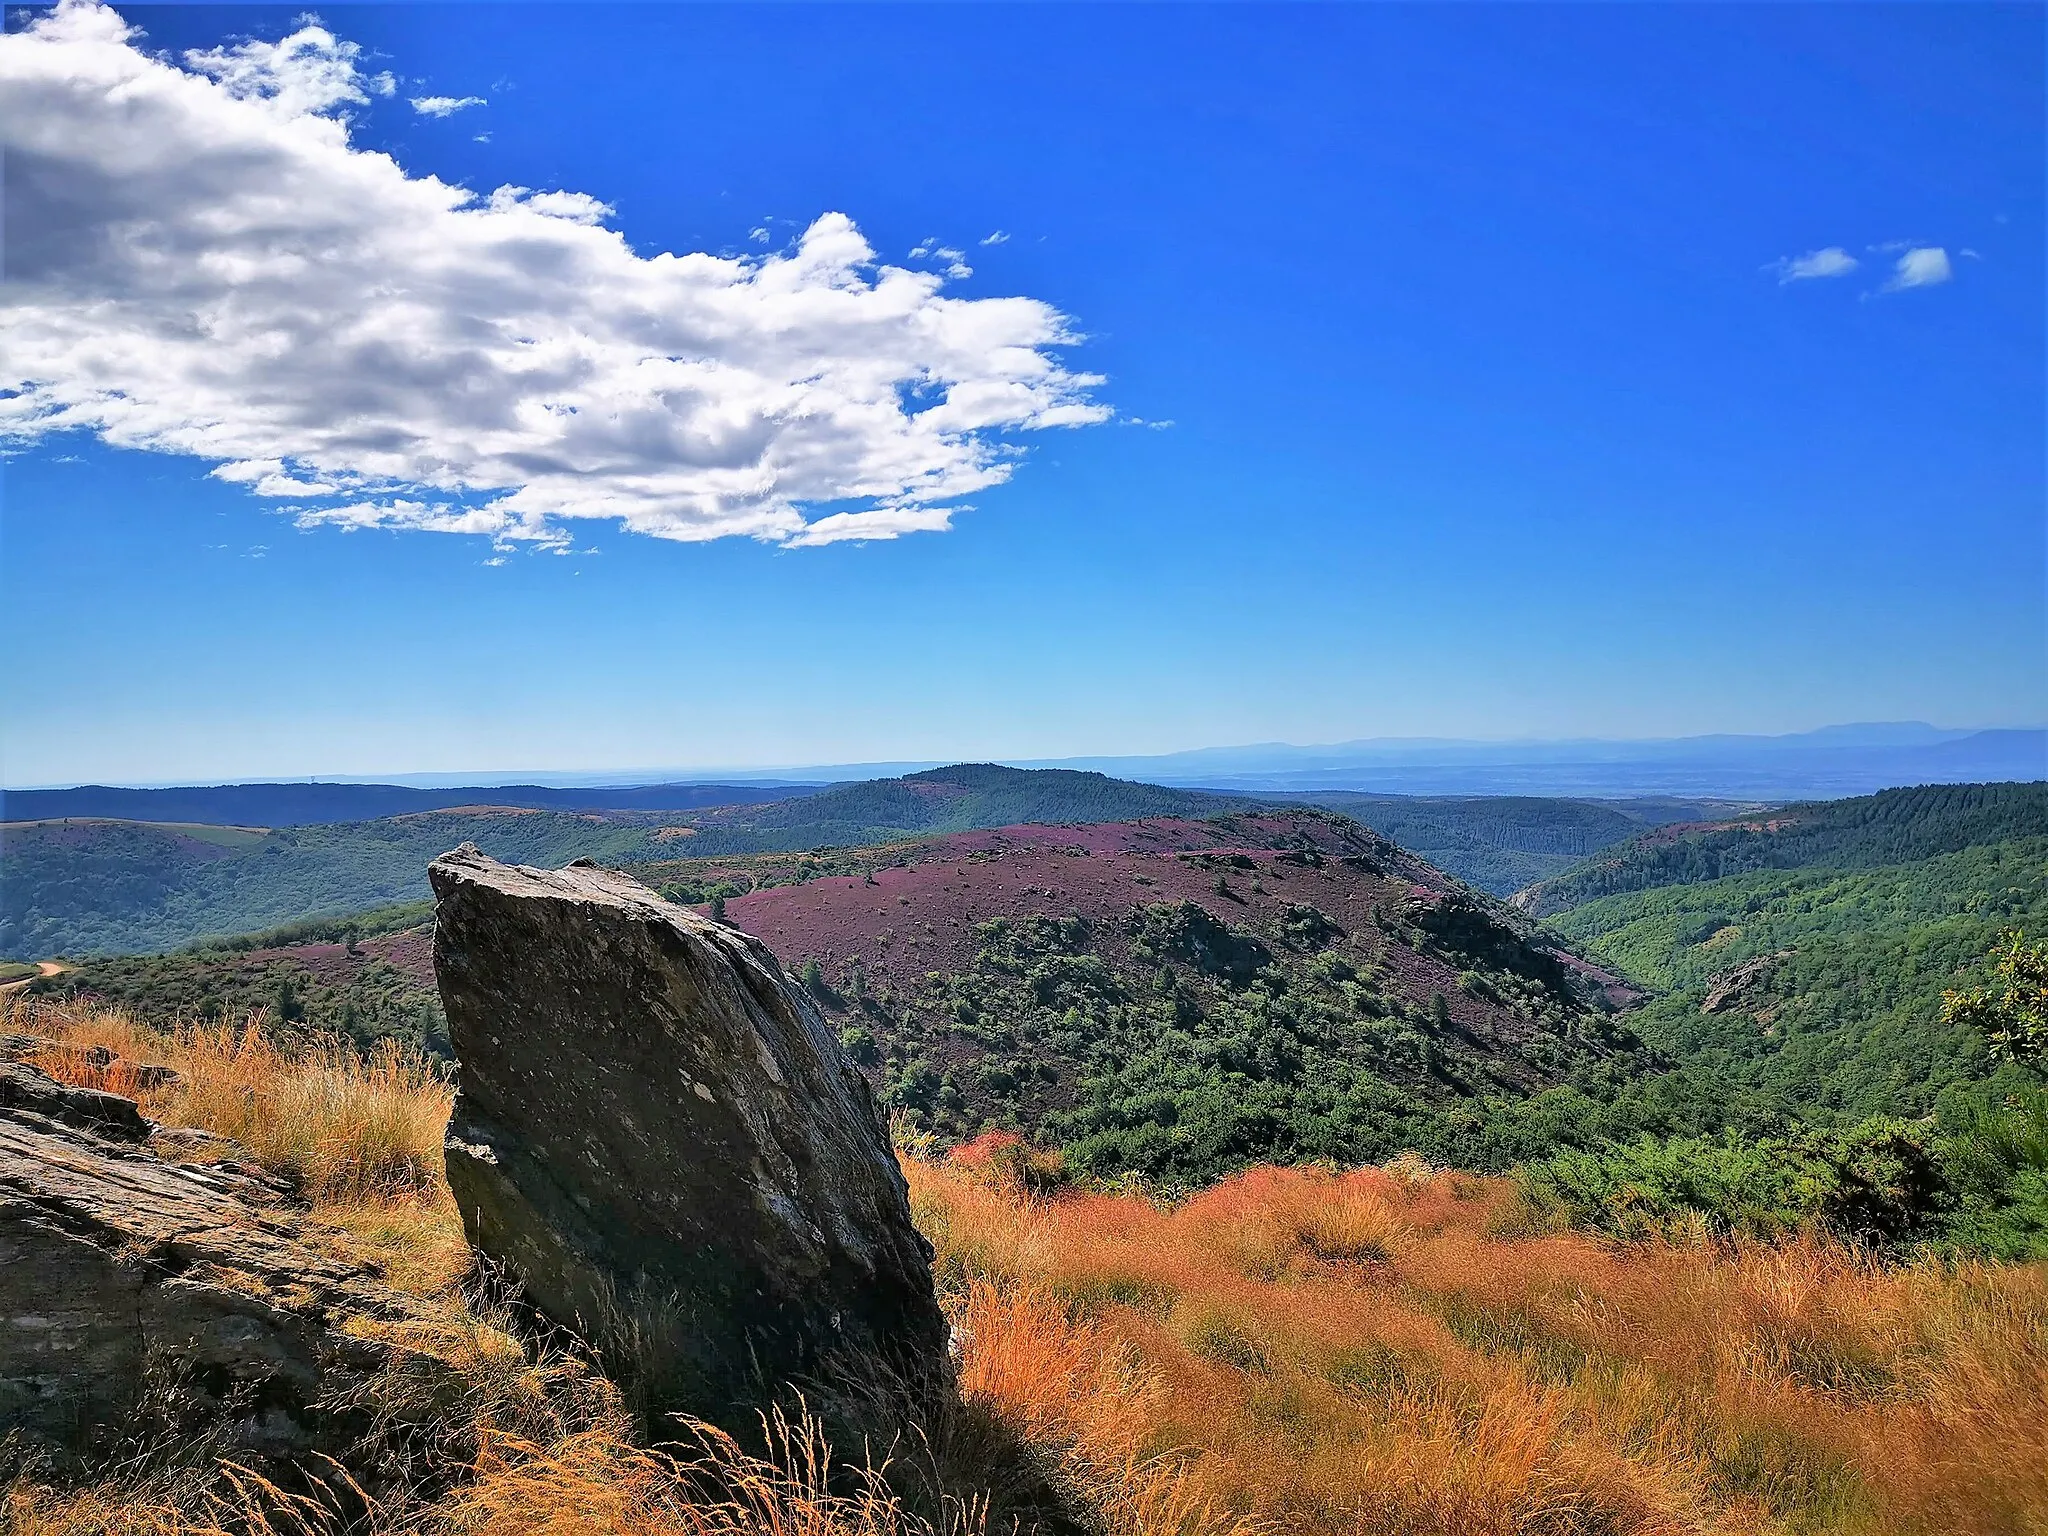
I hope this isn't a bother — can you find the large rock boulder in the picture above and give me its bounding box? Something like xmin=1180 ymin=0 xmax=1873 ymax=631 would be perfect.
xmin=0 ymin=1064 xmax=433 ymax=1470
xmin=428 ymin=844 xmax=948 ymax=1420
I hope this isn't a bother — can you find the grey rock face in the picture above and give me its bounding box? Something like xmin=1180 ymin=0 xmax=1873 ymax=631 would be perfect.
xmin=0 ymin=1091 xmax=429 ymax=1466
xmin=428 ymin=843 xmax=947 ymax=1418
xmin=0 ymin=1058 xmax=151 ymax=1140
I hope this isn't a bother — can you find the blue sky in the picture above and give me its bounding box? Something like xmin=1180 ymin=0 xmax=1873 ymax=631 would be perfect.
xmin=2 ymin=2 xmax=2041 ymax=786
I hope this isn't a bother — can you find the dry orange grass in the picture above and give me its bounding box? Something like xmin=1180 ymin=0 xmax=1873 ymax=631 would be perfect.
xmin=7 ymin=1001 xmax=2045 ymax=1536
xmin=911 ymin=1151 xmax=2048 ymax=1536
xmin=9 ymin=998 xmax=452 ymax=1204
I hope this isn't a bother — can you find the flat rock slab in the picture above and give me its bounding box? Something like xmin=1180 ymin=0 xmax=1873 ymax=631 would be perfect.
xmin=429 ymin=844 xmax=947 ymax=1419
xmin=0 ymin=1091 xmax=433 ymax=1466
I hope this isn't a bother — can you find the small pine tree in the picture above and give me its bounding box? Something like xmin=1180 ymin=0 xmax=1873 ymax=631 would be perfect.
xmin=709 ymin=894 xmax=727 ymax=923
xmin=1429 ymin=990 xmax=1451 ymax=1031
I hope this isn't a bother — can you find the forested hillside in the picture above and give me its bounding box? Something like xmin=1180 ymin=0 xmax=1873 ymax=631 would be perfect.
xmin=1515 ymin=780 xmax=2048 ymax=915
xmin=1548 ymin=837 xmax=2048 ymax=1123
xmin=1290 ymin=792 xmax=1738 ymax=895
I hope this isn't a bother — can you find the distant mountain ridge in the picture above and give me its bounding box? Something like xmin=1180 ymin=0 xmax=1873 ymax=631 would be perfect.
xmin=14 ymin=723 xmax=2041 ymax=805
xmin=0 ymin=766 xmax=1242 ymax=958
xmin=1044 ymin=725 xmax=2044 ymax=798
xmin=0 ymin=780 xmax=819 ymax=828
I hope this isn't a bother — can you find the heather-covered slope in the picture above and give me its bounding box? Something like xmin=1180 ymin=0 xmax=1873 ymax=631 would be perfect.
xmin=714 ymin=811 xmax=1644 ymax=1182
xmin=34 ymin=809 xmax=1648 ymax=1183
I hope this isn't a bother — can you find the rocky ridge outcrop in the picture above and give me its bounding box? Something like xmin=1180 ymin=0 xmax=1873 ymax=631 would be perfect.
xmin=429 ymin=843 xmax=949 ymax=1420
xmin=0 ymin=1045 xmax=434 ymax=1471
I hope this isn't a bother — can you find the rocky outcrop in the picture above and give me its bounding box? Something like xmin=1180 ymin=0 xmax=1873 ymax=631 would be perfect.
xmin=0 ymin=1066 xmax=434 ymax=1469
xmin=1701 ymin=952 xmax=1791 ymax=1015
xmin=428 ymin=844 xmax=948 ymax=1420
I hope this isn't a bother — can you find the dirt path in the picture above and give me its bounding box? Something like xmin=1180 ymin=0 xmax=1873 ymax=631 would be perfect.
xmin=0 ymin=961 xmax=69 ymax=1000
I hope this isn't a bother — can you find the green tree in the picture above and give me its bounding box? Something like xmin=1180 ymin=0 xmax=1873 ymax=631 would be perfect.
xmin=1944 ymin=932 xmax=2048 ymax=1068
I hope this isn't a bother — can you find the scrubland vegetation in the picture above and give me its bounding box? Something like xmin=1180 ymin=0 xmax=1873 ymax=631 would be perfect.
xmin=9 ymin=1000 xmax=2045 ymax=1536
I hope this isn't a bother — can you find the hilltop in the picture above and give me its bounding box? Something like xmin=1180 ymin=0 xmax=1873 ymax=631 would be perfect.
xmin=713 ymin=809 xmax=1645 ymax=1182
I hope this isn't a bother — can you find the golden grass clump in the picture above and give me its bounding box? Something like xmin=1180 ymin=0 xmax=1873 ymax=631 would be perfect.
xmin=909 ymin=1144 xmax=2048 ymax=1536
xmin=10 ymin=998 xmax=452 ymax=1203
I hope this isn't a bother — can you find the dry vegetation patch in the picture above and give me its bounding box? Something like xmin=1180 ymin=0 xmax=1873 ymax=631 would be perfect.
xmin=909 ymin=1143 xmax=2048 ymax=1536
xmin=6 ymin=1002 xmax=2044 ymax=1536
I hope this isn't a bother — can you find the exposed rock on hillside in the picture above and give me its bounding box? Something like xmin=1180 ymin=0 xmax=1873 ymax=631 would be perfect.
xmin=0 ymin=1062 xmax=431 ymax=1469
xmin=1701 ymin=952 xmax=1792 ymax=1015
xmin=428 ymin=844 xmax=947 ymax=1421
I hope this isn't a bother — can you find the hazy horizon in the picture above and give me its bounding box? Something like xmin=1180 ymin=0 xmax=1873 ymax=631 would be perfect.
xmin=7 ymin=719 xmax=2041 ymax=797
xmin=3 ymin=3 xmax=2041 ymax=789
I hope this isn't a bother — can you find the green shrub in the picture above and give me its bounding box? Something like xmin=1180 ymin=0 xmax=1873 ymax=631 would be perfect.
xmin=1936 ymin=1088 xmax=2048 ymax=1260
xmin=1514 ymin=1118 xmax=1948 ymax=1248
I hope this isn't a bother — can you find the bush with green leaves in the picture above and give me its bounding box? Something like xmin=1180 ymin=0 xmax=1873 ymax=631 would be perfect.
xmin=1943 ymin=931 xmax=2048 ymax=1067
xmin=1514 ymin=1118 xmax=1949 ymax=1248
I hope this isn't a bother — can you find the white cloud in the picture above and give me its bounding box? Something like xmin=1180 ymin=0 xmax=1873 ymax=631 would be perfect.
xmin=0 ymin=2 xmax=1108 ymax=550
xmin=1772 ymin=247 xmax=1858 ymax=283
xmin=411 ymin=93 xmax=484 ymax=117
xmin=1882 ymin=246 xmax=1952 ymax=291
xmin=909 ymin=239 xmax=972 ymax=279
xmin=980 ymin=230 xmax=1010 ymax=246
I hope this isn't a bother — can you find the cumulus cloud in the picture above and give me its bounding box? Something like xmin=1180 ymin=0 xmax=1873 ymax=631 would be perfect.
xmin=0 ymin=2 xmax=1108 ymax=549
xmin=1882 ymin=246 xmax=1953 ymax=292
xmin=411 ymin=93 xmax=484 ymax=117
xmin=980 ymin=230 xmax=1010 ymax=246
xmin=1772 ymin=246 xmax=1858 ymax=283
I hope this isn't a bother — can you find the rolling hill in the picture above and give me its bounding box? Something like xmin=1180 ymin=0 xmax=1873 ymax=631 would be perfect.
xmin=1513 ymin=780 xmax=2048 ymax=916
xmin=30 ymin=806 xmax=1650 ymax=1186
xmin=0 ymin=779 xmax=817 ymax=826
xmin=35 ymin=779 xmax=2047 ymax=1193
xmin=1528 ymin=781 xmax=2048 ymax=1127
xmin=0 ymin=767 xmax=1243 ymax=958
